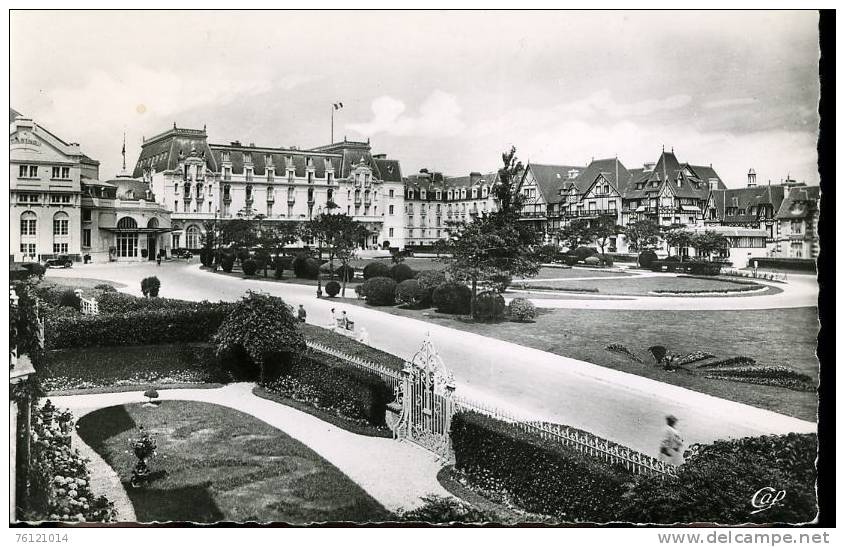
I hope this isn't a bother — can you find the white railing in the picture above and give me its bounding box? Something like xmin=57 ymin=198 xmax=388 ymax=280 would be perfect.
xmin=306 ymin=340 xmax=677 ymax=478
xmin=75 ymin=289 xmax=99 ymax=315
xmin=719 ymin=267 xmax=788 ymax=282
xmin=305 ymin=341 xmax=403 ymax=394
xmin=453 ymin=395 xmax=677 ymax=478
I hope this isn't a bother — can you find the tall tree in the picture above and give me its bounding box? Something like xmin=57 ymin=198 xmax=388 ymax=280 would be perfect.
xmin=622 ymin=219 xmax=661 ymax=252
xmin=663 ymin=227 xmax=694 ymax=262
xmin=690 ymin=231 xmax=728 ymax=261
xmin=443 ymin=147 xmax=541 ymax=317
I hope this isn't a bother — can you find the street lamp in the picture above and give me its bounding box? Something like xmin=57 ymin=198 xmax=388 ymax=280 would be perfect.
xmin=213 ymin=208 xmax=220 ymax=271
xmin=315 ymin=206 xmax=324 ymax=298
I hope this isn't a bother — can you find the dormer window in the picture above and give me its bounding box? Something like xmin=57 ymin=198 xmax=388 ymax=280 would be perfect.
xmin=267 ymin=169 xmax=274 ymax=182
xmin=472 ymin=188 xmax=478 ymax=199
xmin=436 ymin=190 xmax=442 ymax=200
xmin=222 ymin=151 xmax=230 ymax=162
xmin=407 ymin=189 xmax=414 ymax=199
xmin=482 ymin=186 xmax=488 ymax=198
xmin=421 ymin=189 xmax=427 ymax=200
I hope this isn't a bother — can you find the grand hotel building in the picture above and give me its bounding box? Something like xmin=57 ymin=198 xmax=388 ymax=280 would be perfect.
xmin=132 ymin=125 xmax=406 ymax=251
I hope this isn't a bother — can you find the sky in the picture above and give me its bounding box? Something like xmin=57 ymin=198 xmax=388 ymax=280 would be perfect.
xmin=11 ymin=10 xmax=820 ymax=187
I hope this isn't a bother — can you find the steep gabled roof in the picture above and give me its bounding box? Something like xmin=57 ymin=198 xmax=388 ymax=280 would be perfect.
xmin=524 ymin=163 xmax=585 ymax=204
xmin=776 ymin=186 xmax=821 ymax=220
xmin=711 ymin=185 xmax=786 ymax=222
xmin=576 ymin=158 xmax=629 ymax=196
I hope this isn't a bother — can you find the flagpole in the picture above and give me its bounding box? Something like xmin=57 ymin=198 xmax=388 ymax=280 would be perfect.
xmin=331 ymin=105 xmax=334 ymax=144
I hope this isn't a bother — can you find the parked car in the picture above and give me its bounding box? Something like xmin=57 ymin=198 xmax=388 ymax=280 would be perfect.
xmin=45 ymin=255 xmax=73 ymax=268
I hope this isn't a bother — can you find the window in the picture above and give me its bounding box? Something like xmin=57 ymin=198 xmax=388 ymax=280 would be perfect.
xmin=482 ymin=187 xmax=488 ymax=198
xmin=82 ymin=208 xmax=91 ymax=221
xmin=223 ymin=167 xmax=231 ymax=181
xmin=267 ymin=169 xmax=274 ymax=182
xmin=53 ymin=243 xmax=68 ymax=254
xmin=389 ymin=205 xmax=394 ymax=215
xmin=389 ymin=228 xmax=394 ymax=237
xmin=472 ymin=188 xmax=477 ymax=199
xmin=327 ymin=173 xmax=333 ymax=185
xmin=20 ymin=243 xmax=36 ymax=257
xmin=51 ymin=166 xmax=71 ymax=179
xmin=18 ymin=165 xmax=38 ymax=178
xmin=407 ymin=189 xmax=414 ymax=199
xmin=389 ymin=189 xmax=394 ymax=198
xmin=421 ymin=189 xmax=427 ymax=200
xmin=53 ymin=212 xmax=69 ymax=235
xmin=174 ymin=201 xmax=179 ymax=212
xmin=185 ymin=225 xmax=201 ymax=249
xmin=20 ymin=212 xmax=37 ymax=236
xmin=246 ymin=168 xmax=254 ymax=182
xmin=50 ymin=194 xmax=72 ymax=204
xmin=245 ymin=185 xmax=253 ymax=201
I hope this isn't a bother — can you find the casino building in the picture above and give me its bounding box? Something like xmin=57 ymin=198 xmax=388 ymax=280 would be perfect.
xmin=132 ymin=125 xmax=406 ymax=250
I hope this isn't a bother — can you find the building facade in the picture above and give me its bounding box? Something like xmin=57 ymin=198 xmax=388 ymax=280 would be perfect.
xmin=10 ymin=109 xmax=99 ymax=262
xmin=133 ymin=126 xmax=405 ymax=250
xmin=403 ymin=170 xmax=499 ymax=246
xmin=774 ymin=185 xmax=821 ymax=259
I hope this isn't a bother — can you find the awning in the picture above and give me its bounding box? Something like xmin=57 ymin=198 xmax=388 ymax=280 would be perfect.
xmin=680 ymin=205 xmax=700 ymax=212
xmin=635 ymin=205 xmax=647 ymax=212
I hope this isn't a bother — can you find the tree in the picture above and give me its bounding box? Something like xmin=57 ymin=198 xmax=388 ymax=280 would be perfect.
xmin=591 ymin=216 xmax=623 ymax=254
xmin=622 ymin=219 xmax=661 ymax=252
xmin=690 ymin=230 xmax=728 ymax=261
xmin=442 ymin=147 xmax=541 ymax=317
xmin=303 ymin=211 xmax=366 ymax=297
xmin=557 ymin=219 xmax=594 ymax=251
xmin=663 ymin=227 xmax=694 ymax=262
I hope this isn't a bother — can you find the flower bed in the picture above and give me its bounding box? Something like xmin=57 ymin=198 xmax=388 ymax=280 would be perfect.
xmin=703 ymin=366 xmax=815 ymax=391
xmin=605 ymin=344 xmax=643 ymax=363
xmin=673 ymin=351 xmax=716 ymax=366
xmin=696 ymin=356 xmax=758 ymax=369
xmin=24 ymin=400 xmax=116 ymax=522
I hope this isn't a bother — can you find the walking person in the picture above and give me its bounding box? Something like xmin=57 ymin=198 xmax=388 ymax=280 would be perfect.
xmin=156 ymin=251 xmax=162 ymax=267
xmin=297 ymin=304 xmax=307 ymax=323
xmin=328 ymin=307 xmax=337 ymax=329
xmin=659 ymin=415 xmax=685 ymax=466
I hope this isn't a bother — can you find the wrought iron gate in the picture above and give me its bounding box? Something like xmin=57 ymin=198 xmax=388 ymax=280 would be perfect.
xmin=393 ymin=334 xmax=456 ymax=461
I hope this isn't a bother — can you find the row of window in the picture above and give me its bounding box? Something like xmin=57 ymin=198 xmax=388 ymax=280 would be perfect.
xmin=17 ymin=193 xmax=74 ymax=204
xmin=19 ymin=243 xmax=69 ymax=256
xmin=407 ymin=187 xmax=489 ymax=201
xmin=17 ymin=165 xmax=72 ymax=179
xmin=19 ymin=211 xmax=70 ymax=235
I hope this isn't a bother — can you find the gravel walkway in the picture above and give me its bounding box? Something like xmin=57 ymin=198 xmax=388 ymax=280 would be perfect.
xmin=51 ymin=384 xmax=449 ymax=516
xmin=69 ymin=426 xmax=136 ymax=521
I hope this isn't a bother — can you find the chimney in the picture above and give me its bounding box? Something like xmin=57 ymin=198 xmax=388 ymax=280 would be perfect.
xmin=747 ymin=168 xmax=757 ymax=187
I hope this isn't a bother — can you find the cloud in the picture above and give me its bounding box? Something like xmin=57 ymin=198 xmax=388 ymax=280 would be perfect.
xmin=347 ymin=90 xmax=466 ymax=138
xmin=702 ymin=97 xmax=759 ymax=109
xmin=553 ymin=90 xmax=692 ymax=118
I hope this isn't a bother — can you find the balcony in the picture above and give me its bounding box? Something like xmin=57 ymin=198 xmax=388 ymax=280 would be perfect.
xmin=196 ymin=193 xmax=205 ymax=202
xmin=354 ymin=197 xmax=362 ymax=205
xmin=182 ymin=194 xmax=192 ymax=202
xmin=563 ymin=208 xmax=618 ymax=218
xmin=223 ymin=194 xmax=232 ymax=203
xmin=267 ymin=194 xmax=275 ymax=202
xmin=287 ymin=195 xmax=295 ymax=204
xmin=519 ymin=211 xmax=547 ymax=219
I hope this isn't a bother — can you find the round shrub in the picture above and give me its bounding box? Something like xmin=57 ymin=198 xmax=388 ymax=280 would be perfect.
xmin=236 ymin=248 xmax=251 ymax=262
xmin=362 ymin=276 xmax=397 ymax=306
xmin=58 ymin=289 xmax=81 ymax=310
xmin=22 ymin=262 xmax=46 ymax=279
xmin=416 ymin=270 xmax=446 ymax=307
xmin=363 ymin=261 xmax=391 ymax=279
xmin=325 ymin=280 xmax=341 ymax=297
xmin=572 ymin=246 xmax=599 ymax=261
xmin=336 ymin=264 xmax=355 ymax=283
xmin=141 ymin=276 xmax=161 ymax=297
xmin=584 ymin=256 xmax=601 ymax=266
xmin=242 ymin=259 xmax=258 ymax=276
xmin=562 ymin=255 xmax=578 ymax=266
xmin=354 ymin=284 xmax=366 ymax=299
xmin=473 ymin=291 xmax=506 ymax=321
xmin=508 ymin=297 xmax=537 ymax=322
xmin=390 ymin=263 xmax=416 ymax=283
xmin=395 ymin=279 xmax=427 ymax=307
xmin=213 ymin=291 xmax=306 ymax=382
xmin=221 ymin=255 xmax=235 ymax=273
xmin=292 ymin=254 xmax=320 ymax=279
xmin=432 ymin=282 xmax=472 ymax=314
xmin=638 ymin=250 xmax=658 ymax=268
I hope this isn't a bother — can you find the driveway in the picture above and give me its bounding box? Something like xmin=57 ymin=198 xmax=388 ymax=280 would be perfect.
xmin=46 ymin=261 xmax=817 ymax=455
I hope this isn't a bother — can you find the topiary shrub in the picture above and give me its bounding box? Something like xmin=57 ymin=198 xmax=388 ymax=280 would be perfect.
xmin=325 ymin=280 xmax=341 ymax=297
xmin=213 ymin=291 xmax=305 ymax=382
xmin=562 ymin=255 xmax=579 ymax=266
xmin=199 ymin=248 xmax=214 ymax=267
xmin=58 ymin=289 xmax=81 ymax=310
xmin=390 ymin=263 xmax=416 ymax=283
xmin=508 ymin=297 xmax=537 ymax=322
xmin=363 ymin=261 xmax=391 ymax=279
xmin=292 ymin=254 xmax=320 ymax=279
xmin=395 ymin=279 xmax=427 ymax=307
xmin=354 ymin=284 xmax=366 ymax=299
xmin=473 ymin=291 xmax=505 ymax=321
xmin=236 ymin=248 xmax=251 ymax=263
xmin=432 ymin=282 xmax=472 ymax=314
xmin=362 ymin=276 xmax=397 ymax=306
xmin=584 ymin=256 xmax=601 ymax=266
xmin=572 ymin=246 xmax=599 ymax=261
xmin=221 ymin=255 xmax=235 ymax=273
xmin=416 ymin=270 xmax=447 ymax=307
xmin=242 ymin=259 xmax=258 ymax=276
xmin=141 ymin=276 xmax=161 ymax=297
xmin=617 ymin=433 xmax=817 ymax=524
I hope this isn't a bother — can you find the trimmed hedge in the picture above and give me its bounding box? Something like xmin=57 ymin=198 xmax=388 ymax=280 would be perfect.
xmin=45 ymin=304 xmax=233 ymax=350
xmin=638 ymin=250 xmax=659 ymax=268
xmin=584 ymin=256 xmax=601 ymax=266
xmin=450 ymin=411 xmax=629 ymax=522
xmin=748 ymin=257 xmax=816 ymax=272
xmin=96 ymin=292 xmax=203 ymax=315
xmin=363 ymin=276 xmax=396 ymax=306
xmin=363 ymin=261 xmax=391 ymax=279
xmin=390 ymin=263 xmax=416 ymax=283
xmin=325 ymin=280 xmax=341 ymax=297
xmin=571 ymin=246 xmax=599 ymax=261
xmin=416 ymin=270 xmax=446 ymax=306
xmin=432 ymin=282 xmax=472 ymax=314
xmin=221 ymin=255 xmax=235 ymax=272
xmin=263 ymin=351 xmax=393 ymax=426
xmin=473 ymin=291 xmax=505 ymax=321
xmin=650 ymin=260 xmax=722 ymax=276
xmin=292 ymin=255 xmax=320 ymax=279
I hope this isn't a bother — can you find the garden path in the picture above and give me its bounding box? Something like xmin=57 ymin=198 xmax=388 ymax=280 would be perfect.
xmin=69 ymin=429 xmax=136 ymax=521
xmin=52 ymin=383 xmax=450 ymax=515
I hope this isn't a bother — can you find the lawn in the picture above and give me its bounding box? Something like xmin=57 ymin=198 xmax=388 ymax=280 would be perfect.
xmin=299 ymin=323 xmax=405 ymax=372
xmin=520 ymin=267 xmax=636 ymax=281
xmin=76 ymin=401 xmax=390 ymax=523
xmin=328 ymin=301 xmax=819 ymax=420
xmin=37 ymin=276 xmax=125 ymax=302
xmin=43 ymin=344 xmax=227 ymax=393
xmin=515 ymin=275 xmax=770 ymax=295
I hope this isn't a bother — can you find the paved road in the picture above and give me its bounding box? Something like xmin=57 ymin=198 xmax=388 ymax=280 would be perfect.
xmin=47 ymin=261 xmax=817 ymax=455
